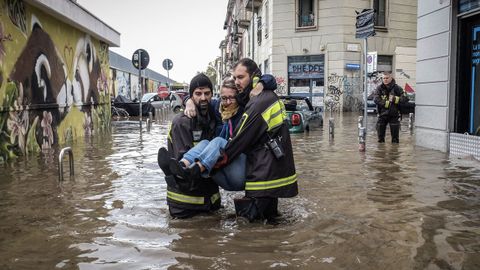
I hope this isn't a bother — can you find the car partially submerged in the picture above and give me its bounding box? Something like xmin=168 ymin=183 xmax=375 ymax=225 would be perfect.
xmin=112 ymin=92 xmax=184 ymax=117
xmin=279 ymin=96 xmax=323 ymax=133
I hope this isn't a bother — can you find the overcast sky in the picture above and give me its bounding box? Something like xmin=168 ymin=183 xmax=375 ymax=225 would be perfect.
xmin=76 ymin=0 xmax=228 ymax=83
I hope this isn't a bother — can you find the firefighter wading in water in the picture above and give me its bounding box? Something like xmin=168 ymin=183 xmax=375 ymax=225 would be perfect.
xmin=373 ymin=71 xmax=409 ymax=143
xmin=158 ymin=73 xmax=220 ymax=218
xmin=219 ymin=58 xmax=298 ymax=221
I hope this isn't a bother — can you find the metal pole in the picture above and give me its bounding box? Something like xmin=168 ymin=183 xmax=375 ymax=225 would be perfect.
xmin=167 ymin=69 xmax=170 ymax=92
xmin=139 ymin=50 xmax=143 ymax=128
xmin=363 ymin=38 xmax=368 ymax=132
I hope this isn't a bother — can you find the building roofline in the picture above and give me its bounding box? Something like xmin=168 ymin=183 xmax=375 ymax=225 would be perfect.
xmin=25 ymin=0 xmax=121 ymax=47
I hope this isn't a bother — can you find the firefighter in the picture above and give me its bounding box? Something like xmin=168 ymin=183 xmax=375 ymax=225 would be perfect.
xmin=158 ymin=73 xmax=220 ymax=218
xmin=219 ymin=58 xmax=298 ymax=221
xmin=373 ymin=71 xmax=409 ymax=143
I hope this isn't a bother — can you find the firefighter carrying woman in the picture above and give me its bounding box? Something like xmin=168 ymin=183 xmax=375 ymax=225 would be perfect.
xmin=157 ymin=58 xmax=298 ymax=221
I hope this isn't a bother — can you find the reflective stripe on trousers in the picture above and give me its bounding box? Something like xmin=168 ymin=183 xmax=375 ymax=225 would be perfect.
xmin=245 ymin=174 xmax=297 ymax=191
xmin=167 ymin=190 xmax=220 ymax=205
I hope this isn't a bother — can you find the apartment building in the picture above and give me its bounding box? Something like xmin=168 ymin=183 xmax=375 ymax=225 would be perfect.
xmin=221 ymin=0 xmax=417 ymax=112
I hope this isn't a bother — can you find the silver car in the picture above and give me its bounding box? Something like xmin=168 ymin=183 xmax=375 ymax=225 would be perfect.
xmin=141 ymin=92 xmax=183 ymax=113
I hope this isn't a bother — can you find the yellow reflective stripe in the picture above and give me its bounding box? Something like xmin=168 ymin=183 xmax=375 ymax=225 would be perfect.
xmin=210 ymin=192 xmax=220 ymax=204
xmin=245 ymin=174 xmax=297 ymax=191
xmin=394 ymin=96 xmax=400 ymax=104
xmin=262 ymin=101 xmax=286 ymax=131
xmin=167 ymin=191 xmax=204 ymax=205
xmin=280 ymin=102 xmax=287 ymax=118
xmin=385 ymin=101 xmax=390 ymax=108
xmin=167 ymin=123 xmax=173 ymax=142
xmin=236 ymin=113 xmax=249 ymax=134
xmin=252 ymin=76 xmax=260 ymax=88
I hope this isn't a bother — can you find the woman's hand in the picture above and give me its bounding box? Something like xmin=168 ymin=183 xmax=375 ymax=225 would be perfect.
xmin=184 ymin=98 xmax=196 ymax=118
xmin=250 ymin=82 xmax=264 ymax=98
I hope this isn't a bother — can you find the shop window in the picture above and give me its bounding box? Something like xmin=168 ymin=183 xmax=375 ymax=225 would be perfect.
xmin=373 ymin=0 xmax=387 ymax=28
xmin=296 ymin=0 xmax=316 ymax=29
xmin=287 ymin=55 xmax=325 ymax=108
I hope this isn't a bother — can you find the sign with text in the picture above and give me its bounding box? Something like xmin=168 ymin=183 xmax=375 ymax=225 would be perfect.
xmin=367 ymin=52 xmax=377 ymax=73
xmin=355 ymin=9 xmax=376 ymax=39
xmin=288 ymin=62 xmax=324 ymax=79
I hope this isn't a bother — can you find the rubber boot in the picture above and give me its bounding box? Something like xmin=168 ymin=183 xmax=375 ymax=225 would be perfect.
xmin=390 ymin=122 xmax=400 ymax=143
xmin=158 ymin=147 xmax=172 ymax=175
xmin=234 ymin=197 xmax=279 ymax=222
xmin=376 ymin=122 xmax=387 ymax=143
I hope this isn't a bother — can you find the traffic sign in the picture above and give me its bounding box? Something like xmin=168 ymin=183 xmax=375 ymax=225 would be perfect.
xmin=132 ymin=49 xmax=150 ymax=70
xmin=158 ymin=85 xmax=170 ymax=98
xmin=163 ymin=58 xmax=173 ymax=70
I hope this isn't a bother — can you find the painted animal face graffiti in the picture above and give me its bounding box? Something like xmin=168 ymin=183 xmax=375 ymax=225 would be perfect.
xmin=9 ymin=24 xmax=66 ymax=106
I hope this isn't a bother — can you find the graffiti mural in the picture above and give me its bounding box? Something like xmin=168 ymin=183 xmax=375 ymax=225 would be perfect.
xmin=0 ymin=1 xmax=111 ymax=162
xmin=325 ymin=73 xmax=363 ymax=112
xmin=325 ymin=73 xmax=345 ymax=112
xmin=342 ymin=77 xmax=363 ymax=112
xmin=275 ymin=76 xmax=287 ymax=95
xmin=115 ymin=70 xmax=131 ymax=100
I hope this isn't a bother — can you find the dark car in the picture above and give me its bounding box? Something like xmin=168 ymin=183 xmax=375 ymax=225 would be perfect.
xmin=279 ymin=96 xmax=323 ymax=133
xmin=366 ymin=93 xmax=415 ymax=114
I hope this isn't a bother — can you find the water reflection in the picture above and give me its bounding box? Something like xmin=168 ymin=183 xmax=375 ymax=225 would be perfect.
xmin=0 ymin=113 xmax=479 ymax=269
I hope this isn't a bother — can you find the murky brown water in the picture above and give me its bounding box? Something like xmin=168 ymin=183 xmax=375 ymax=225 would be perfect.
xmin=1 ymin=113 xmax=479 ymax=270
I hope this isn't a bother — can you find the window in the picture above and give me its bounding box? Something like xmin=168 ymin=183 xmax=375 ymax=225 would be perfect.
xmin=373 ymin=0 xmax=387 ymax=27
xmin=377 ymin=55 xmax=392 ymax=72
xmin=264 ymin=1 xmax=269 ymax=38
xmin=296 ymin=0 xmax=316 ymax=29
xmin=264 ymin=58 xmax=270 ymax=74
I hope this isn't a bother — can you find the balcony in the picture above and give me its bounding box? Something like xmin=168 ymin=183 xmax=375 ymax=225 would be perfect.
xmin=244 ymin=0 xmax=262 ymax=11
xmin=238 ymin=19 xmax=251 ymax=29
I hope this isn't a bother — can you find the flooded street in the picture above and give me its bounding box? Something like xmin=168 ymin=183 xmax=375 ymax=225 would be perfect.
xmin=0 ymin=113 xmax=479 ymax=270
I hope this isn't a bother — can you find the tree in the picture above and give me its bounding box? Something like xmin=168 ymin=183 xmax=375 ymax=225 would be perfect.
xmin=205 ymin=64 xmax=217 ymax=91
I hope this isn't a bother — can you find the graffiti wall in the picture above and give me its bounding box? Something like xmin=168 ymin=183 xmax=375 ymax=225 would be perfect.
xmin=0 ymin=1 xmax=111 ymax=161
xmin=325 ymin=73 xmax=363 ymax=112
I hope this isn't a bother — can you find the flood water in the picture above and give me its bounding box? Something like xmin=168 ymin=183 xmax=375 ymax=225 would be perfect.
xmin=1 ymin=113 xmax=479 ymax=270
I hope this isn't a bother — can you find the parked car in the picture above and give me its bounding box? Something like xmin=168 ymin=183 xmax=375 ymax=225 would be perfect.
xmin=366 ymin=94 xmax=415 ymax=114
xmin=279 ymin=95 xmax=323 ymax=133
xmin=174 ymin=91 xmax=189 ymax=104
xmin=142 ymin=92 xmax=184 ymax=113
xmin=112 ymin=92 xmax=184 ymax=117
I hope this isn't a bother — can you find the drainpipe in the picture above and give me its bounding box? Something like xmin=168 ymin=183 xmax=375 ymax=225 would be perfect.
xmin=251 ymin=0 xmax=254 ymax=60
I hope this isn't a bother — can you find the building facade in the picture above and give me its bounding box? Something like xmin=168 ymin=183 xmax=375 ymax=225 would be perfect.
xmin=109 ymin=51 xmax=176 ymax=101
xmin=0 ymin=0 xmax=119 ymax=162
xmin=416 ymin=0 xmax=480 ymax=158
xmin=222 ymin=0 xmax=417 ymax=113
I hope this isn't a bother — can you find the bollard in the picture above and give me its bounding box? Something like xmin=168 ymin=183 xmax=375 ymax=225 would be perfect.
xmin=329 ymin=118 xmax=334 ymax=139
xmin=58 ymin=147 xmax=74 ymax=182
xmin=358 ymin=116 xmax=363 ymax=129
xmin=408 ymin=113 xmax=414 ymax=133
xmin=146 ymin=118 xmax=151 ymax=132
xmin=358 ymin=116 xmax=366 ymax=151
xmin=155 ymin=108 xmax=160 ymax=123
xmin=358 ymin=127 xmax=366 ymax=152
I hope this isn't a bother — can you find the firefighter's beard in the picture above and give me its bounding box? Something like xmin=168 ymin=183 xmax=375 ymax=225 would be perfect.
xmin=198 ymin=101 xmax=209 ymax=116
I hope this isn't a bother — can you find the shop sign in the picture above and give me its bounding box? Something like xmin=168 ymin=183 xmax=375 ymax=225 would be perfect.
xmin=288 ymin=62 xmax=324 ymax=79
